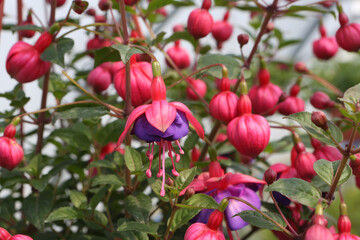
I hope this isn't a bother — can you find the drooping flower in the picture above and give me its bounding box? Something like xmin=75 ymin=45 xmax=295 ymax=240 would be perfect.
xmin=183 ymin=160 xmax=265 ymax=230
xmin=18 ymin=11 xmax=36 ymax=39
xmin=117 ymin=61 xmax=204 ymax=196
xmin=313 ymin=24 xmax=338 ymax=60
xmin=310 ymin=91 xmax=335 ymax=109
xmin=86 ymin=35 xmax=111 ymax=57
xmin=333 ymin=202 xmax=360 ymax=240
xmin=187 ymin=0 xmax=214 ymax=39
xmin=278 ymin=81 xmax=305 ymax=116
xmin=335 ymin=9 xmax=360 ymax=52
xmin=6 ymin=32 xmax=52 ymax=83
xmin=186 ymin=78 xmax=207 ymax=101
xmin=311 ymin=138 xmax=342 ymax=162
xmin=0 ymin=227 xmax=11 ymax=240
xmin=305 ymin=204 xmax=333 ymax=240
xmin=0 ymin=124 xmax=24 ymax=171
xmin=211 ymin=10 xmax=232 ymax=49
xmin=165 ymin=40 xmax=191 ymax=69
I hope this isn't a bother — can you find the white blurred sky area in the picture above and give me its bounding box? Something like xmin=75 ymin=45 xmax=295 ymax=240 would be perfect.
xmin=0 ymin=0 xmax=359 ymax=153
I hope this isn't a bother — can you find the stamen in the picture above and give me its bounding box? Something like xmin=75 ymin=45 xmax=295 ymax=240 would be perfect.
xmin=160 ymin=140 xmax=166 ymax=197
xmin=146 ymin=143 xmax=151 ymax=157
xmin=168 ymin=142 xmax=179 ymax=177
xmin=175 ymin=140 xmax=184 ymax=154
xmin=146 ymin=143 xmax=155 ymax=178
xmin=149 ymin=142 xmax=154 ymax=161
xmin=157 ymin=141 xmax=163 ymax=178
xmin=169 ymin=143 xmax=181 ymax=163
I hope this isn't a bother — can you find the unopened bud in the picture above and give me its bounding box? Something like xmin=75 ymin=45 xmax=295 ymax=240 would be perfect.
xmin=264 ymin=168 xmax=277 ymax=185
xmin=86 ymin=8 xmax=96 ymax=16
xmin=165 ymin=177 xmax=174 ymax=187
xmin=4 ymin=124 xmax=16 ymax=138
xmin=185 ymin=187 xmax=195 ymax=200
xmin=237 ymin=33 xmax=249 ymax=47
xmin=265 ymin=22 xmax=275 ymax=33
xmin=294 ymin=61 xmax=309 ymax=74
xmin=311 ymin=111 xmax=328 ymax=130
xmin=277 ymin=92 xmax=287 ymax=103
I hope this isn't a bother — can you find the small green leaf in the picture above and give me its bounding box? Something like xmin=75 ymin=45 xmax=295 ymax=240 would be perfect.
xmin=147 ymin=177 xmax=169 ymax=202
xmin=87 ymin=160 xmax=116 ymax=170
xmin=125 ymin=194 xmax=152 ymax=223
xmin=176 ymin=193 xmax=218 ymax=210
xmin=50 ymin=128 xmax=91 ymax=151
xmin=170 ymin=208 xmax=201 ymax=232
xmin=183 ymin=134 xmax=199 ymax=151
xmin=338 ymin=83 xmax=360 ymax=122
xmin=90 ymin=186 xmax=109 ymax=210
xmin=197 ymin=54 xmax=241 ymax=79
xmin=124 ymin=146 xmax=143 ymax=172
xmin=286 ymin=112 xmax=343 ymax=147
xmin=70 ymin=191 xmax=88 ymax=209
xmin=314 ymin=159 xmax=352 ymax=186
xmin=164 ymin=31 xmax=196 ymax=47
xmin=53 ymin=106 xmax=109 ymax=123
xmin=41 ymin=38 xmax=74 ymax=67
xmin=265 ymin=178 xmax=321 ymax=208
xmin=236 ymin=210 xmax=286 ymax=231
xmin=92 ymin=174 xmax=125 ymax=187
xmin=175 ymin=167 xmax=197 ymax=192
xmin=46 ymin=207 xmax=82 ymax=222
xmin=111 ymin=44 xmax=143 ymax=63
xmin=117 ymin=221 xmax=156 ymax=234
xmin=11 ymin=24 xmax=43 ymax=32
xmin=94 ymin=46 xmax=121 ymax=67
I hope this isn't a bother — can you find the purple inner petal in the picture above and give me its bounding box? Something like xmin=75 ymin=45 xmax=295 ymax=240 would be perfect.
xmin=131 ymin=110 xmax=189 ymax=142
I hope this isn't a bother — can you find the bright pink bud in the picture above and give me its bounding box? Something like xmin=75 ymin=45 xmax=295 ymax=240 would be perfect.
xmin=338 ymin=215 xmax=352 ymax=234
xmin=313 ymin=31 xmax=338 ymax=60
xmin=173 ymin=24 xmax=184 ymax=32
xmin=249 ymin=69 xmax=282 ymax=116
xmin=210 ymin=78 xmax=238 ymax=123
xmin=311 ymin=138 xmax=342 ymax=162
xmin=94 ymin=15 xmax=106 ymax=23
xmin=4 ymin=125 xmax=16 ymax=138
xmin=19 ymin=12 xmax=35 ymax=38
xmin=310 ymin=91 xmax=335 ymax=109
xmin=0 ymin=227 xmax=11 ymax=240
xmin=87 ymin=63 xmax=112 ymax=92
xmin=311 ymin=111 xmax=328 ymax=130
xmin=350 ymin=154 xmax=360 ymax=177
xmin=207 ymin=210 xmax=224 ymax=230
xmin=165 ymin=42 xmax=191 ymax=69
xmin=237 ymin=33 xmax=249 ymax=47
xmin=304 ymin=224 xmax=334 ymax=240
xmin=294 ymin=61 xmax=309 ymax=73
xmin=98 ymin=0 xmax=111 ymax=11
xmin=227 ymin=103 xmax=270 ymax=157
xmin=114 ymin=57 xmax=152 ymax=107
xmin=9 ymin=235 xmax=33 ymax=240
xmin=186 ymin=78 xmax=207 ymax=100
xmin=156 ymin=7 xmax=167 ymax=17
xmin=336 ymin=22 xmax=360 ymax=52
xmin=184 ymin=222 xmax=225 ymax=240
xmin=46 ymin=0 xmax=66 ymax=7
xmin=211 ymin=11 xmax=232 ymax=49
xmin=191 ymin=147 xmax=200 ymax=162
xmin=278 ymin=84 xmax=305 ymax=116
xmin=294 ymin=152 xmax=317 ymax=181
xmin=6 ymin=32 xmax=52 ymax=83
xmin=209 ymin=161 xmax=224 ymax=178
xmin=86 ymin=36 xmax=111 ymax=57
xmin=215 ymin=78 xmax=237 ymax=90
xmin=124 ymin=0 xmax=139 ymax=6
xmin=187 ymin=4 xmax=214 ymax=39
xmin=0 ymin=135 xmax=24 ymax=171
xmin=237 ymin=95 xmax=252 ymax=115
xmin=320 ymin=1 xmax=333 ymax=8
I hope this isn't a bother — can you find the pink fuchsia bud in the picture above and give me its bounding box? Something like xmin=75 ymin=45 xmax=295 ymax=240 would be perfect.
xmin=165 ymin=41 xmax=191 ymax=69
xmin=187 ymin=1 xmax=214 ymax=39
xmin=305 ymin=204 xmax=334 ymax=240
xmin=237 ymin=33 xmax=249 ymax=47
xmin=313 ymin=25 xmax=338 ymax=60
xmin=46 ymin=0 xmax=66 ymax=7
xmin=191 ymin=147 xmax=200 ymax=162
xmin=4 ymin=125 xmax=16 ymax=138
xmin=211 ymin=11 xmax=233 ymax=49
xmin=320 ymin=1 xmax=333 ymax=8
xmin=0 ymin=134 xmax=24 ymax=171
xmin=124 ymin=0 xmax=139 ymax=6
xmin=9 ymin=236 xmax=33 ymax=240
xmin=215 ymin=77 xmax=237 ymax=90
xmin=207 ymin=210 xmax=224 ymax=230
xmin=310 ymin=91 xmax=335 ymax=109
xmin=294 ymin=152 xmax=317 ymax=181
xmin=278 ymin=84 xmax=305 ymax=116
xmin=114 ymin=57 xmax=152 ymax=107
xmin=0 ymin=227 xmax=11 ymax=240
xmin=186 ymin=78 xmax=207 ymax=100
xmin=335 ymin=21 xmax=360 ymax=52
xmin=184 ymin=222 xmax=225 ymax=240
xmin=98 ymin=0 xmax=111 ymax=11
xmin=311 ymin=111 xmax=328 ymax=130
xmin=87 ymin=63 xmax=112 ymax=92
xmin=209 ymin=161 xmax=224 ymax=178
xmin=264 ymin=168 xmax=277 ymax=185
xmin=173 ymin=24 xmax=184 ymax=32
xmin=86 ymin=36 xmax=111 ymax=57
xmin=210 ymin=78 xmax=238 ymax=123
xmin=227 ymin=97 xmax=270 ymax=157
xmin=6 ymin=32 xmax=52 ymax=83
xmin=294 ymin=61 xmax=309 ymax=73
xmin=86 ymin=8 xmax=96 ymax=16
xmin=19 ymin=11 xmax=35 ymax=39
xmin=311 ymin=138 xmax=342 ymax=162
xmin=265 ymin=22 xmax=275 ymax=33
xmin=350 ymin=154 xmax=360 ymax=177
xmin=185 ymin=186 xmax=195 ymax=200
xmin=94 ymin=15 xmax=106 ymax=23
xmin=73 ymin=1 xmax=88 ymax=14
xmin=166 ymin=177 xmax=174 ymax=186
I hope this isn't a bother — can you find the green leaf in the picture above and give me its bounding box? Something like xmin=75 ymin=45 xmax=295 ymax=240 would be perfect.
xmin=50 ymin=128 xmax=91 ymax=151
xmin=314 ymin=159 xmax=352 ymax=186
xmin=236 ymin=210 xmax=286 ymax=231
xmin=94 ymin=46 xmax=121 ymax=67
xmin=164 ymin=31 xmax=196 ymax=47
xmin=197 ymin=54 xmax=241 ymax=79
xmin=96 ymin=120 xmax=125 ymax=146
xmin=170 ymin=208 xmax=201 ymax=232
xmin=53 ymin=106 xmax=109 ymax=123
xmin=117 ymin=221 xmax=157 ymax=234
xmin=124 ymin=146 xmax=143 ymax=172
xmin=286 ymin=112 xmax=343 ymax=147
xmin=70 ymin=191 xmax=88 ymax=209
xmin=111 ymin=44 xmax=143 ymax=63
xmin=265 ymin=178 xmax=321 ymax=208
xmin=11 ymin=24 xmax=43 ymax=32
xmin=23 ymin=190 xmax=53 ymax=230
xmin=287 ymin=5 xmax=336 ymax=18
xmin=147 ymin=177 xmax=169 ymax=202
xmin=176 ymin=193 xmax=218 ymax=210
xmin=175 ymin=167 xmax=197 ymax=192
xmin=0 ymin=85 xmax=30 ymax=108
xmin=338 ymin=83 xmax=360 ymax=122
xmin=47 ymin=207 xmax=82 ymax=222
xmin=90 ymin=186 xmax=109 ymax=210
xmin=125 ymin=194 xmax=152 ymax=223
xmin=87 ymin=160 xmax=116 ymax=170
xmin=92 ymin=174 xmax=125 ymax=187
xmin=41 ymin=38 xmax=74 ymax=67
xmin=183 ymin=134 xmax=199 ymax=151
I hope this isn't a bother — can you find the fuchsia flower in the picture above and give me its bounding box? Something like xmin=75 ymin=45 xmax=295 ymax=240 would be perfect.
xmin=186 ymin=78 xmax=207 ymax=101
xmin=305 ymin=205 xmax=333 ymax=240
xmin=86 ymin=35 xmax=111 ymax=57
xmin=6 ymin=32 xmax=52 ymax=83
xmin=335 ymin=10 xmax=360 ymax=52
xmin=0 ymin=124 xmax=24 ymax=171
xmin=183 ymin=161 xmax=265 ymax=230
xmin=278 ymin=82 xmax=305 ymax=116
xmin=165 ymin=40 xmax=191 ymax=69
xmin=0 ymin=227 xmax=11 ymax=240
xmin=46 ymin=0 xmax=66 ymax=7
xmin=310 ymin=91 xmax=335 ymax=109
xmin=187 ymin=0 xmax=214 ymax=39
xmin=333 ymin=203 xmax=360 ymax=240
xmin=211 ymin=10 xmax=233 ymax=49
xmin=0 ymin=227 xmax=33 ymax=240
xmin=18 ymin=11 xmax=36 ymax=39
xmin=313 ymin=25 xmax=338 ymax=60
xmin=117 ymin=62 xmax=204 ymax=196
xmin=311 ymin=138 xmax=342 ymax=162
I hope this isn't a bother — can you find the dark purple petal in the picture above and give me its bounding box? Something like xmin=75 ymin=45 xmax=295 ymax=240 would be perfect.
xmin=191 ymin=189 xmax=216 ymax=224
xmin=131 ymin=111 xmax=189 ymax=142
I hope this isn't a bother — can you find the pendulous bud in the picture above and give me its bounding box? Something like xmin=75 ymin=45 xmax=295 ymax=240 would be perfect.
xmin=264 ymin=168 xmax=277 ymax=185
xmin=311 ymin=111 xmax=328 ymax=130
xmin=237 ymin=33 xmax=249 ymax=47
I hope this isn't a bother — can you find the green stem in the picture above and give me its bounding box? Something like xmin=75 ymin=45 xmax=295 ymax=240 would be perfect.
xmin=164 ymin=197 xmax=178 ymax=240
xmin=227 ymin=196 xmax=295 ymax=239
xmin=58 ymin=23 xmax=114 ymax=39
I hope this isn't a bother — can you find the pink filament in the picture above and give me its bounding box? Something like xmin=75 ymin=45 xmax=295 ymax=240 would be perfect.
xmin=168 ymin=141 xmax=179 ymax=176
xmin=160 ymin=140 xmax=166 ymax=196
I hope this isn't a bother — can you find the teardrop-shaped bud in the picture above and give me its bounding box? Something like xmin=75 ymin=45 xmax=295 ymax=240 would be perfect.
xmin=209 ymin=90 xmax=238 ymax=123
xmin=0 ymin=227 xmax=11 ymax=240
xmin=0 ymin=136 xmax=24 ymax=171
xmin=186 ymin=78 xmax=207 ymax=100
xmin=350 ymin=154 xmax=360 ymax=177
xmin=187 ymin=7 xmax=213 ymax=39
xmin=211 ymin=12 xmax=232 ymax=49
xmin=294 ymin=152 xmax=317 ymax=181
xmin=336 ymin=22 xmax=360 ymax=52
xmin=310 ymin=91 xmax=335 ymax=109
xmin=87 ymin=63 xmax=112 ymax=92
xmin=207 ymin=210 xmax=224 ymax=230
xmin=166 ymin=43 xmax=191 ymax=69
